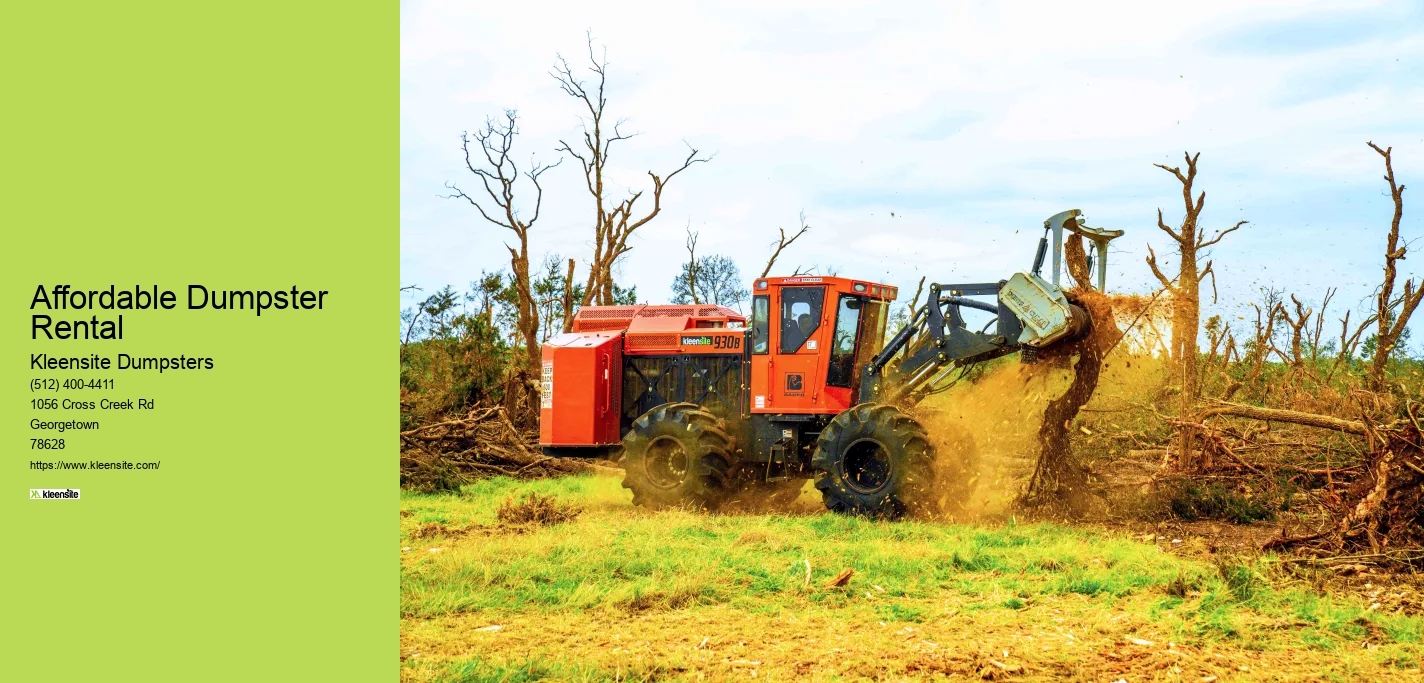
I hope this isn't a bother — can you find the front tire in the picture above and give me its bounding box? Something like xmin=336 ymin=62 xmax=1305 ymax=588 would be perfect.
xmin=621 ymin=403 xmax=735 ymax=510
xmin=812 ymin=404 xmax=935 ymax=518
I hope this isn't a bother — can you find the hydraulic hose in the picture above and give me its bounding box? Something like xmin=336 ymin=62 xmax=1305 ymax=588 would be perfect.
xmin=939 ymin=295 xmax=998 ymax=314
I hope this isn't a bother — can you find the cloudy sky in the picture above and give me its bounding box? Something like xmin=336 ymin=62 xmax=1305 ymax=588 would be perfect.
xmin=401 ymin=0 xmax=1424 ymax=343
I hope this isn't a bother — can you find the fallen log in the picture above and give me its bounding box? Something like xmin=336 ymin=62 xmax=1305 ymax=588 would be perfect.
xmin=1197 ymin=401 xmax=1367 ymax=435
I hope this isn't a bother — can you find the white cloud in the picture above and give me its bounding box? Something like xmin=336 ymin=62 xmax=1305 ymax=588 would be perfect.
xmin=402 ymin=0 xmax=1424 ymax=341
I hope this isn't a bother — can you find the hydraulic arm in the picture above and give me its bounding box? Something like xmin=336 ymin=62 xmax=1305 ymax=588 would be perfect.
xmin=857 ymin=209 xmax=1121 ymax=405
xmin=858 ymin=280 xmax=1024 ymax=404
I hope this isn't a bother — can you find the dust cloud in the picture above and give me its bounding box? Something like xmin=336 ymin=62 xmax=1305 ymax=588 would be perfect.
xmin=912 ymin=291 xmax=1162 ymax=520
xmin=914 ymin=361 xmax=1061 ymax=519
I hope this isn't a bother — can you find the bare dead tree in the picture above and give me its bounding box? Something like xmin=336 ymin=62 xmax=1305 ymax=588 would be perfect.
xmin=1282 ymin=294 xmax=1312 ymax=368
xmin=760 ymin=211 xmax=812 ymax=278
xmin=1328 ymin=309 xmax=1378 ymax=383
xmin=1201 ymin=317 xmax=1236 ymax=404
xmin=1144 ymin=152 xmax=1247 ymax=471
xmin=1308 ymin=288 xmax=1337 ymax=367
xmin=1203 ymin=315 xmax=1229 ymax=383
xmin=553 ymin=36 xmax=709 ymax=306
xmin=444 ymin=110 xmax=560 ymax=374
xmin=1366 ymin=142 xmax=1421 ymax=389
xmin=684 ymin=223 xmax=701 ymax=305
xmin=1245 ymin=295 xmax=1283 ymax=391
xmin=402 ymin=309 xmax=423 ymax=348
xmin=1205 ymin=311 xmax=1243 ymax=401
xmin=902 ymin=275 xmax=927 ymax=346
xmin=560 ymin=258 xmax=577 ymax=333
xmin=401 ymin=285 xmax=424 ymax=347
xmin=907 ymin=276 xmax=926 ymax=309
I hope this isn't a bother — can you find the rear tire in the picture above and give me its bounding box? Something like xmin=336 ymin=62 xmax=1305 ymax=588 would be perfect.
xmin=621 ymin=402 xmax=735 ymax=510
xmin=812 ymin=404 xmax=935 ymax=518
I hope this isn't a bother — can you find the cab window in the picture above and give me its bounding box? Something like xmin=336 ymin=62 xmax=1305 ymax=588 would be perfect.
xmin=854 ymin=299 xmax=888 ymax=380
xmin=779 ymin=287 xmax=824 ymax=353
xmin=751 ymin=295 xmax=769 ymax=354
xmin=827 ymin=295 xmax=862 ymax=387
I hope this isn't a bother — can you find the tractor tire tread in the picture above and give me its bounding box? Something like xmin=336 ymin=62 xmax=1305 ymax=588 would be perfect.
xmin=812 ymin=402 xmax=935 ymax=519
xmin=621 ymin=402 xmax=736 ymax=510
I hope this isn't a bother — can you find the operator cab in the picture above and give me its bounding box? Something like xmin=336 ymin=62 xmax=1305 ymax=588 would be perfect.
xmin=748 ymin=276 xmax=896 ymax=414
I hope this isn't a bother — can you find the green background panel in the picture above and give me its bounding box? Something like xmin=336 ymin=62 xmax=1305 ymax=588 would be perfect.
xmin=1 ymin=2 xmax=393 ymax=680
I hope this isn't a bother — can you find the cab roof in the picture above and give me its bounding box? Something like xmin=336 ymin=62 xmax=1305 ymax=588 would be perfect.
xmin=755 ymin=275 xmax=899 ymax=301
xmin=571 ymin=304 xmax=745 ymax=334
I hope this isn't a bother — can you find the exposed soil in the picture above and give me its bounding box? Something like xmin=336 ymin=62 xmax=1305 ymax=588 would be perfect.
xmin=400 ymin=600 xmax=1420 ymax=682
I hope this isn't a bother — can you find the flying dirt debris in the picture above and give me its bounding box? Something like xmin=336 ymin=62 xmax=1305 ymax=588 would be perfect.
xmin=536 ymin=210 xmax=1125 ymax=518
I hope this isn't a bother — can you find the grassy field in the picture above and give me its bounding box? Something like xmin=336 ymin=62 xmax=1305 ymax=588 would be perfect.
xmin=400 ymin=475 xmax=1424 ymax=681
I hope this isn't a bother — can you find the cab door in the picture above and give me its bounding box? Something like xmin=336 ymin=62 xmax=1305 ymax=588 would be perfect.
xmin=767 ymin=285 xmax=826 ymax=412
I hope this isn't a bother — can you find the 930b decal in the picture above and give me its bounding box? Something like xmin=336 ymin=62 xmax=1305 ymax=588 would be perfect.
xmin=681 ymin=335 xmax=741 ymax=349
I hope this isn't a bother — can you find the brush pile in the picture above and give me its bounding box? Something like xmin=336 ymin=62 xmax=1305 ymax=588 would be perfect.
xmin=1254 ymin=400 xmax=1424 ymax=564
xmin=399 ymin=404 xmax=610 ymax=492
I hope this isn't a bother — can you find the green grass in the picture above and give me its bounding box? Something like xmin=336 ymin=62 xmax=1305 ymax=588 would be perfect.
xmin=402 ymin=477 xmax=1195 ymax=618
xmin=400 ymin=475 xmax=1424 ymax=681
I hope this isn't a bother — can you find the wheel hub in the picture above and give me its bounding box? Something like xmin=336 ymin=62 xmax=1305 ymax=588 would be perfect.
xmin=842 ymin=438 xmax=892 ymax=494
xmin=644 ymin=436 xmax=690 ymax=489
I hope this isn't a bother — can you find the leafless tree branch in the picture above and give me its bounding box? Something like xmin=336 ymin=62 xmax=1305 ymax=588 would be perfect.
xmin=1197 ymin=220 xmax=1247 ymax=250
xmin=1367 ymin=141 xmax=1419 ymax=388
xmin=443 ymin=109 xmax=557 ymax=373
xmin=553 ymin=35 xmax=710 ymax=306
xmin=684 ymin=222 xmax=700 ymax=305
xmin=761 ymin=211 xmax=812 ymax=279
xmin=1145 ymin=244 xmax=1174 ymax=290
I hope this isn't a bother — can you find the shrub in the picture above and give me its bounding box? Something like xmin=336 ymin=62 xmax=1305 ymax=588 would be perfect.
xmin=1165 ymin=481 xmax=1275 ymax=524
xmin=496 ymin=492 xmax=582 ymax=526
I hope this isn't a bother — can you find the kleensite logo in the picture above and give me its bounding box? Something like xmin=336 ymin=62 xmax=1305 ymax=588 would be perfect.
xmin=30 ymin=488 xmax=80 ymax=500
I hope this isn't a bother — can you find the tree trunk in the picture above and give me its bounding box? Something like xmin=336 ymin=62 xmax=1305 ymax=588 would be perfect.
xmin=1366 ymin=141 xmax=1415 ymax=390
xmin=509 ymin=243 xmax=540 ymax=374
xmin=1370 ymin=333 xmax=1394 ymax=389
xmin=1022 ymin=290 xmax=1122 ymax=515
xmin=443 ymin=109 xmax=556 ymax=377
xmin=1176 ymin=252 xmax=1201 ymax=469
xmin=561 ymin=258 xmax=576 ymax=333
xmin=1144 ymin=153 xmax=1243 ymax=473
xmin=579 ymin=255 xmax=601 ymax=308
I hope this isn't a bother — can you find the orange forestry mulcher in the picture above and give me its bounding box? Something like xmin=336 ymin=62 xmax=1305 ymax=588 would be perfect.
xmin=540 ymin=210 xmax=1121 ymax=517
